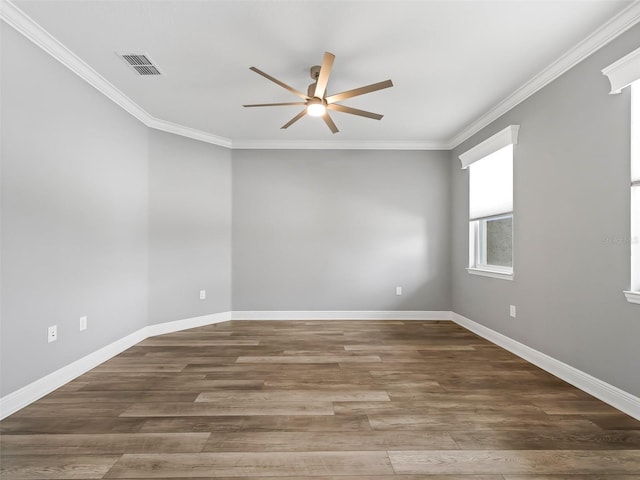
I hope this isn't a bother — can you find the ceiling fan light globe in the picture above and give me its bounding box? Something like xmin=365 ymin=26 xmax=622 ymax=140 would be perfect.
xmin=307 ymin=103 xmax=326 ymax=117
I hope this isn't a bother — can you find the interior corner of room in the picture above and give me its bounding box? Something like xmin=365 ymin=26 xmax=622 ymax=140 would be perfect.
xmin=1 ymin=0 xmax=639 ymax=425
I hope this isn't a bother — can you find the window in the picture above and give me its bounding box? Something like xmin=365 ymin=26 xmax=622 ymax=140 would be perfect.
xmin=630 ymin=81 xmax=640 ymax=302
xmin=603 ymin=47 xmax=640 ymax=304
xmin=459 ymin=125 xmax=519 ymax=280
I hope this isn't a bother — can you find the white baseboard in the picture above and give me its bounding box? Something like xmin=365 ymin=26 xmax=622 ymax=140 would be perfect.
xmin=0 ymin=311 xmax=231 ymax=420
xmin=1 ymin=310 xmax=440 ymax=418
xmin=451 ymin=312 xmax=640 ymax=421
xmin=0 ymin=327 xmax=148 ymax=420
xmin=146 ymin=311 xmax=232 ymax=337
xmin=0 ymin=310 xmax=446 ymax=419
xmin=231 ymin=310 xmax=452 ymax=321
xmin=3 ymin=309 xmax=638 ymax=422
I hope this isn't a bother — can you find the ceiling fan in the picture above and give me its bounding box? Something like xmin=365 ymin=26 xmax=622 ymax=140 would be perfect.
xmin=243 ymin=52 xmax=393 ymax=134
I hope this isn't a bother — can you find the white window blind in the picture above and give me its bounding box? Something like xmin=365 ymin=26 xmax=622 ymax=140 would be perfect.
xmin=632 ymin=82 xmax=640 ymax=185
xmin=469 ymin=145 xmax=513 ymax=220
xmin=631 ymin=82 xmax=640 ymax=293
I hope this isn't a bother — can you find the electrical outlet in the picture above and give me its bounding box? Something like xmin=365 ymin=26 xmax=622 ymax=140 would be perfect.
xmin=48 ymin=325 xmax=57 ymax=343
xmin=79 ymin=316 xmax=87 ymax=331
xmin=199 ymin=290 xmax=206 ymax=300
xmin=396 ymin=286 xmax=402 ymax=296
xmin=510 ymin=305 xmax=517 ymax=318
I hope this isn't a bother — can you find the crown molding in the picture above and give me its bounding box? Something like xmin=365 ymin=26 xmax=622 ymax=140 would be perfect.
xmin=448 ymin=0 xmax=640 ymax=150
xmin=0 ymin=0 xmax=233 ymax=149
xmin=0 ymin=0 xmax=440 ymax=151
xmin=146 ymin=117 xmax=233 ymax=148
xmin=230 ymin=139 xmax=448 ymax=150
xmin=3 ymin=0 xmax=640 ymax=152
xmin=0 ymin=0 xmax=146 ymax=126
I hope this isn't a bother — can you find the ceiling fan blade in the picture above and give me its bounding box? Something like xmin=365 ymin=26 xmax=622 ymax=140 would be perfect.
xmin=322 ymin=112 xmax=339 ymax=134
xmin=243 ymin=102 xmax=306 ymax=107
xmin=281 ymin=109 xmax=308 ymax=129
xmin=325 ymin=79 xmax=393 ymax=104
xmin=327 ymin=103 xmax=383 ymax=120
xmin=250 ymin=67 xmax=308 ymax=100
xmin=314 ymin=52 xmax=335 ymax=99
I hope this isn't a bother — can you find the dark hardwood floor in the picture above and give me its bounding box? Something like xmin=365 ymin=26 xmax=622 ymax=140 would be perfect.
xmin=2 ymin=319 xmax=640 ymax=478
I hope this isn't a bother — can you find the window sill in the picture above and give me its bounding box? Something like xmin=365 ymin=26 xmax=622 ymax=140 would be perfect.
xmin=624 ymin=291 xmax=640 ymax=305
xmin=467 ymin=267 xmax=514 ymax=281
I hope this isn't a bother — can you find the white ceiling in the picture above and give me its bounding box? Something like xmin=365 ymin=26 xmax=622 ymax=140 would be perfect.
xmin=7 ymin=0 xmax=637 ymax=148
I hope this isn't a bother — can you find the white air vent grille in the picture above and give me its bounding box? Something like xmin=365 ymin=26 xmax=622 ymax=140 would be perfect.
xmin=122 ymin=54 xmax=152 ymax=66
xmin=118 ymin=53 xmax=162 ymax=76
xmin=133 ymin=65 xmax=161 ymax=76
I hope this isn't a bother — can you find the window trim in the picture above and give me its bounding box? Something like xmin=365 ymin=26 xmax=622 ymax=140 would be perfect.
xmin=460 ymin=125 xmax=518 ymax=281
xmin=469 ymin=213 xmax=514 ymax=276
xmin=467 ymin=267 xmax=514 ymax=281
xmin=624 ymin=291 xmax=640 ymax=305
xmin=459 ymin=125 xmax=520 ymax=168
xmin=603 ymin=46 xmax=640 ymax=305
xmin=602 ymin=46 xmax=640 ymax=94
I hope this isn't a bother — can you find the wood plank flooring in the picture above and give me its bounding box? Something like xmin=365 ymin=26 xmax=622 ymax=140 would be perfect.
xmin=1 ymin=320 xmax=639 ymax=479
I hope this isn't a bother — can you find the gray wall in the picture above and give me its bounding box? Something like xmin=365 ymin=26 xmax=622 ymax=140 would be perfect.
xmin=451 ymin=24 xmax=640 ymax=397
xmin=232 ymin=149 xmax=451 ymax=311
xmin=1 ymin=25 xmax=149 ymax=395
xmin=148 ymin=130 xmax=232 ymax=324
xmin=3 ymin=12 xmax=639 ymax=403
xmin=0 ymin=25 xmax=233 ymax=397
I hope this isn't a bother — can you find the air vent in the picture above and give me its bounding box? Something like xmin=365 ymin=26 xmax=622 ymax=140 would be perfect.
xmin=133 ymin=65 xmax=161 ymax=76
xmin=118 ymin=53 xmax=162 ymax=76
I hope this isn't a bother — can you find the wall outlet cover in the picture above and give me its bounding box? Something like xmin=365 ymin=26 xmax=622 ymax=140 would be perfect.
xmin=199 ymin=290 xmax=206 ymax=300
xmin=510 ymin=305 xmax=517 ymax=318
xmin=79 ymin=316 xmax=87 ymax=331
xmin=396 ymin=286 xmax=402 ymax=296
xmin=47 ymin=325 xmax=57 ymax=343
